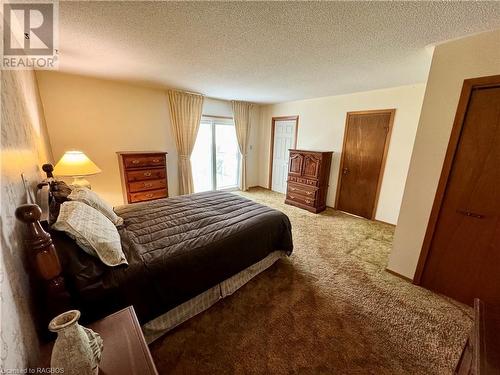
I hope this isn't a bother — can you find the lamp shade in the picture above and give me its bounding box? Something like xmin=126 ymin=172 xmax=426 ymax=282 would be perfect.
xmin=53 ymin=151 xmax=101 ymax=177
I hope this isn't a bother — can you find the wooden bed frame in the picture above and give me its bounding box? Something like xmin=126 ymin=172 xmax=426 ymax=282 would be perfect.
xmin=16 ymin=204 xmax=71 ymax=331
xmin=15 ymin=165 xmax=72 ymax=337
xmin=17 ymin=164 xmax=293 ymax=341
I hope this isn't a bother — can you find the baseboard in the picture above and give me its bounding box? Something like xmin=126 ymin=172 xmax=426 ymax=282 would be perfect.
xmin=385 ymin=268 xmax=413 ymax=283
xmin=248 ymin=185 xmax=271 ymax=190
xmin=326 ymin=206 xmax=396 ymax=227
xmin=374 ymin=219 xmax=396 ymax=227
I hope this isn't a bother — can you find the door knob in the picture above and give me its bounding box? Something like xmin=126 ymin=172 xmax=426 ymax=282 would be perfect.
xmin=342 ymin=168 xmax=349 ymax=175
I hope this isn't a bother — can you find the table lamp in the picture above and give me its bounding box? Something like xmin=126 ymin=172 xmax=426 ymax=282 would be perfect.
xmin=53 ymin=151 xmax=101 ymax=189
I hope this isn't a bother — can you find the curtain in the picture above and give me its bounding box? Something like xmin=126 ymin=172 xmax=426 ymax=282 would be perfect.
xmin=167 ymin=90 xmax=204 ymax=195
xmin=232 ymin=101 xmax=252 ymax=191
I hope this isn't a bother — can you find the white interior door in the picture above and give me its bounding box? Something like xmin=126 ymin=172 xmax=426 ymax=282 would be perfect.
xmin=271 ymin=120 xmax=296 ymax=193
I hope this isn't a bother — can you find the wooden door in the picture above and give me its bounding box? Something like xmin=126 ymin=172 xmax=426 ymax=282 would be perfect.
xmin=418 ymin=80 xmax=500 ymax=306
xmin=336 ymin=110 xmax=394 ymax=219
xmin=270 ymin=116 xmax=298 ymax=193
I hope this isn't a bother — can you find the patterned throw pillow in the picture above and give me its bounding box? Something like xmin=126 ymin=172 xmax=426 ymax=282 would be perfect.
xmin=52 ymin=201 xmax=128 ymax=267
xmin=68 ymin=187 xmax=123 ymax=226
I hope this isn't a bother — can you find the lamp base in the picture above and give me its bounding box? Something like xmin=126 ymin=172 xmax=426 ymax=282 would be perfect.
xmin=70 ymin=176 xmax=92 ymax=189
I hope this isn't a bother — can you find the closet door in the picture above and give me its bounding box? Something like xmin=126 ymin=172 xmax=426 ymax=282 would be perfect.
xmin=270 ymin=117 xmax=298 ymax=193
xmin=419 ymin=79 xmax=500 ymax=306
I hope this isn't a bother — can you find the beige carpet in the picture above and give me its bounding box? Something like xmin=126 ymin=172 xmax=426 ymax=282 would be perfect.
xmin=150 ymin=188 xmax=472 ymax=375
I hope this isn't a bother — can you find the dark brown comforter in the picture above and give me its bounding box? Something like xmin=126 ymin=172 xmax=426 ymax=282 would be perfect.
xmin=55 ymin=191 xmax=293 ymax=324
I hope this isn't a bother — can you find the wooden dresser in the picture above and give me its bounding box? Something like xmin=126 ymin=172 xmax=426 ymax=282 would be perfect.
xmin=285 ymin=150 xmax=333 ymax=213
xmin=117 ymin=151 xmax=168 ymax=204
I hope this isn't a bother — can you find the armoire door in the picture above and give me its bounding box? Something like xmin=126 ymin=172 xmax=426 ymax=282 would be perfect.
xmin=288 ymin=153 xmax=303 ymax=177
xmin=419 ymin=79 xmax=500 ymax=306
xmin=302 ymin=154 xmax=320 ymax=179
xmin=335 ymin=110 xmax=394 ymax=219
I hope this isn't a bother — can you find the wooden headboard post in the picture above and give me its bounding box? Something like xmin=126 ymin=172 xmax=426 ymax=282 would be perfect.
xmin=15 ymin=204 xmax=71 ymax=331
xmin=42 ymin=163 xmax=54 ymax=179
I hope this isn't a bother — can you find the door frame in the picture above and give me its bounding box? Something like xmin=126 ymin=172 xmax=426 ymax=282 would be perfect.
xmin=413 ymin=74 xmax=500 ymax=285
xmin=334 ymin=109 xmax=395 ymax=219
xmin=268 ymin=115 xmax=299 ymax=189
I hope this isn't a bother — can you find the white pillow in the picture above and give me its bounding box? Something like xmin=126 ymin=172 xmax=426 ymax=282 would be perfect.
xmin=52 ymin=201 xmax=128 ymax=267
xmin=68 ymin=187 xmax=123 ymax=226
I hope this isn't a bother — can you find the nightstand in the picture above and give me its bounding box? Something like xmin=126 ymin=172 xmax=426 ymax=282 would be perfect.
xmin=40 ymin=306 xmax=158 ymax=375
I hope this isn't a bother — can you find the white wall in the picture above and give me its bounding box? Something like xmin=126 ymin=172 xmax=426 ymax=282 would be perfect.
xmin=388 ymin=29 xmax=500 ymax=279
xmin=1 ymin=70 xmax=53 ymax=370
xmin=203 ymin=97 xmax=233 ymax=117
xmin=36 ymin=72 xmax=261 ymax=206
xmin=258 ymin=84 xmax=426 ymax=224
xmin=37 ymin=71 xmax=179 ymax=206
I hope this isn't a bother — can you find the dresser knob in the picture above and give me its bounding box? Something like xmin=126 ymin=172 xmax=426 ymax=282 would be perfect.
xmin=144 ymin=172 xmax=152 ymax=177
xmin=152 ymin=159 xmax=160 ymax=163
xmin=306 ymin=191 xmax=312 ymax=195
xmin=144 ymin=183 xmax=152 ymax=188
xmin=305 ymin=199 xmax=311 ymax=204
xmin=146 ymin=193 xmax=153 ymax=198
xmin=132 ymin=160 xmax=140 ymax=164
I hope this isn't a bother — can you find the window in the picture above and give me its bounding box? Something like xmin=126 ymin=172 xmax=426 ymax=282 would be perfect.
xmin=191 ymin=117 xmax=240 ymax=193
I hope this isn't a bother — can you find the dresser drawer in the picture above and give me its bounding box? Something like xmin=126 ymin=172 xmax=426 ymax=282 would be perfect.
xmin=128 ymin=179 xmax=166 ymax=193
xmin=126 ymin=168 xmax=165 ymax=182
xmin=287 ymin=193 xmax=316 ymax=207
xmin=288 ymin=176 xmax=318 ymax=187
xmin=123 ymin=154 xmax=166 ymax=169
xmin=129 ymin=188 xmax=167 ymax=203
xmin=287 ymin=182 xmax=317 ymax=199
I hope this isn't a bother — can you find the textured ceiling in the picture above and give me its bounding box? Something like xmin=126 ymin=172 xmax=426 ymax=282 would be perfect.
xmin=57 ymin=1 xmax=500 ymax=103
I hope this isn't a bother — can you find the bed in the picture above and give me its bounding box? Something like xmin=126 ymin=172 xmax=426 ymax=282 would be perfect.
xmin=18 ymin=178 xmax=293 ymax=343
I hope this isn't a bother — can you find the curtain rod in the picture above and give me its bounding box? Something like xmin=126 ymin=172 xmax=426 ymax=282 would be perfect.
xmin=167 ymin=88 xmax=204 ymax=96
xmin=202 ymin=114 xmax=233 ymax=120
